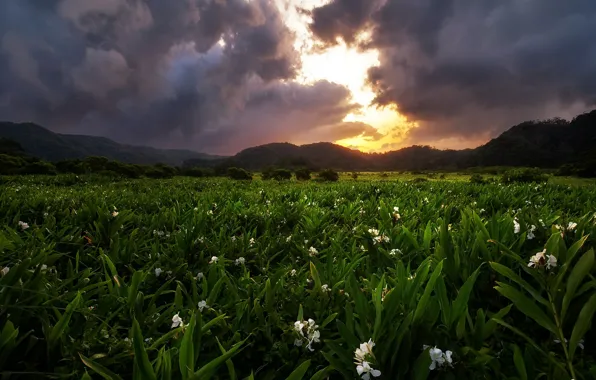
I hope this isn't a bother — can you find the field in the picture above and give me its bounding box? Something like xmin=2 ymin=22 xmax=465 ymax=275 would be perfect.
xmin=1 ymin=174 xmax=596 ymax=379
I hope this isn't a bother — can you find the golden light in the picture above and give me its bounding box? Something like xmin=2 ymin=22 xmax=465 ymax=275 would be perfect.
xmin=277 ymin=0 xmax=410 ymax=152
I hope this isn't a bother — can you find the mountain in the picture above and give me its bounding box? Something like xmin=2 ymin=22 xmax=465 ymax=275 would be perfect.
xmin=2 ymin=108 xmax=596 ymax=171
xmin=187 ymin=109 xmax=596 ymax=171
xmin=0 ymin=122 xmax=221 ymax=165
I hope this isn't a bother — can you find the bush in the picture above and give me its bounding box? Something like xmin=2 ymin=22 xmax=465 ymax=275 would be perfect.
xmin=21 ymin=161 xmax=56 ymax=175
xmin=317 ymin=169 xmax=339 ymax=182
xmin=0 ymin=154 xmax=27 ymax=174
xmin=410 ymin=177 xmax=428 ymax=183
xmin=56 ymin=159 xmax=86 ymax=174
xmin=295 ymin=168 xmax=311 ymax=181
xmin=263 ymin=168 xmax=292 ymax=181
xmin=228 ymin=167 xmax=252 ymax=180
xmin=469 ymin=173 xmax=486 ymax=184
xmin=380 ymin=172 xmax=389 ymax=178
xmin=351 ymin=172 xmax=359 ymax=180
xmin=501 ymin=168 xmax=548 ymax=184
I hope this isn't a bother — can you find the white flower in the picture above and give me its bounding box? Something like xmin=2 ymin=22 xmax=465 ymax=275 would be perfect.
xmin=286 ymin=235 xmax=292 ymax=242
xmin=429 ymin=347 xmax=453 ymax=370
xmin=18 ymin=221 xmax=29 ymax=230
xmin=235 ymin=257 xmax=246 ymax=266
xmin=231 ymin=236 xmax=236 ymax=242
xmin=321 ymin=284 xmax=330 ymax=292
xmin=354 ymin=339 xmax=376 ymax=363
xmin=368 ymin=228 xmax=379 ymax=236
xmin=372 ymin=235 xmax=390 ymax=245
xmin=294 ymin=319 xmax=320 ymax=351
xmin=389 ymin=248 xmax=402 ymax=256
xmin=356 ymin=361 xmax=381 ymax=380
xmin=249 ymin=238 xmax=255 ymax=246
xmin=171 ymin=313 xmax=184 ymax=329
xmin=0 ymin=266 xmax=9 ymax=276
xmin=294 ymin=338 xmax=303 ymax=347
xmin=527 ymin=225 xmax=536 ymax=240
xmin=111 ymin=211 xmax=119 ymax=217
xmin=155 ymin=268 xmax=163 ymax=277
xmin=196 ymin=272 xmax=204 ymax=280
xmin=308 ymin=247 xmax=318 ymax=256
xmin=567 ymin=222 xmax=577 ymax=231
xmin=206 ymin=210 xmax=213 ymax=216
xmin=40 ymin=264 xmax=47 ymax=271
xmin=528 ymin=249 xmax=557 ymax=270
xmin=198 ymin=300 xmax=208 ymax=312
xmin=513 ymin=219 xmax=520 ymax=234
xmin=290 ymin=269 xmax=297 ymax=276
xmin=209 ymin=256 xmax=218 ymax=264
xmin=394 ymin=207 xmax=399 ymax=212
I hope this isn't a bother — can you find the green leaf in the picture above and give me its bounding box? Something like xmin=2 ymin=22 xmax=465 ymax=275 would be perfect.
xmin=79 ymin=353 xmax=124 ymax=380
xmin=310 ymin=366 xmax=333 ymax=380
xmin=321 ymin=313 xmax=338 ymax=328
xmin=451 ymin=265 xmax=482 ymax=325
xmin=216 ymin=337 xmax=237 ymax=380
xmin=569 ymin=293 xmax=596 ymax=360
xmin=413 ymin=260 xmax=443 ymax=323
xmin=48 ymin=292 xmax=82 ymax=349
xmin=132 ymin=319 xmax=157 ymax=380
xmin=286 ymin=360 xmax=311 ymax=380
xmin=310 ymin=262 xmax=322 ymax=290
xmin=512 ymin=344 xmax=527 ymax=380
xmin=179 ymin=314 xmax=197 ymax=380
xmin=190 ymin=339 xmax=246 ymax=380
xmin=561 ymin=249 xmax=594 ymax=322
xmin=489 ymin=262 xmax=548 ymax=306
xmin=297 ymin=304 xmax=304 ymax=321
xmin=494 ymin=282 xmax=557 ymax=334
xmin=491 ymin=318 xmax=567 ymax=373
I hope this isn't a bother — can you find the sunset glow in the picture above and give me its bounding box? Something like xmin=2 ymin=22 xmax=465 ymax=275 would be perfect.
xmin=278 ymin=0 xmax=410 ymax=152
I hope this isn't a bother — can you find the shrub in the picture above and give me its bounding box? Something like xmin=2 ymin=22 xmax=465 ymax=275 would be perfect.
xmin=380 ymin=172 xmax=389 ymax=178
xmin=20 ymin=161 xmax=56 ymax=175
xmin=317 ymin=169 xmax=339 ymax=182
xmin=410 ymin=177 xmax=428 ymax=183
xmin=0 ymin=154 xmax=27 ymax=174
xmin=263 ymin=168 xmax=292 ymax=181
xmin=501 ymin=168 xmax=548 ymax=184
xmin=295 ymin=168 xmax=311 ymax=181
xmin=56 ymin=159 xmax=86 ymax=174
xmin=228 ymin=167 xmax=252 ymax=180
xmin=469 ymin=173 xmax=486 ymax=184
xmin=351 ymin=172 xmax=359 ymax=180
xmin=439 ymin=173 xmax=446 ymax=179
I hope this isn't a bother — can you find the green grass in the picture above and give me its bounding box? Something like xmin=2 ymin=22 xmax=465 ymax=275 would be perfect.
xmin=1 ymin=174 xmax=596 ymax=379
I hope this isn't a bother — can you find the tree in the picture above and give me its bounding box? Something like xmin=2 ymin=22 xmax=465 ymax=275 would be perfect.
xmin=228 ymin=167 xmax=252 ymax=180
xmin=317 ymin=169 xmax=339 ymax=182
xmin=295 ymin=168 xmax=311 ymax=181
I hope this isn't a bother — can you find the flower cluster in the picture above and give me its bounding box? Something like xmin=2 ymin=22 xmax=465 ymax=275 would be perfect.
xmin=18 ymin=221 xmax=29 ymax=230
xmin=528 ymin=249 xmax=557 ymax=270
xmin=428 ymin=346 xmax=453 ymax=370
xmin=308 ymin=246 xmax=318 ymax=257
xmin=171 ymin=313 xmax=184 ymax=329
xmin=293 ymin=319 xmax=321 ymax=351
xmin=354 ymin=339 xmax=381 ymax=380
xmin=527 ymin=224 xmax=536 ymax=240
xmin=391 ymin=207 xmax=401 ymax=221
xmin=235 ymin=257 xmax=246 ymax=266
xmin=198 ymin=300 xmax=208 ymax=312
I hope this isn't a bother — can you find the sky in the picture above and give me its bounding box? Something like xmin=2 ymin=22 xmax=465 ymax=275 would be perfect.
xmin=0 ymin=0 xmax=595 ymax=155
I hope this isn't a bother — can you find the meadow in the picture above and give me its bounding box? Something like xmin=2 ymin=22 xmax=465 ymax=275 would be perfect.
xmin=1 ymin=174 xmax=596 ymax=379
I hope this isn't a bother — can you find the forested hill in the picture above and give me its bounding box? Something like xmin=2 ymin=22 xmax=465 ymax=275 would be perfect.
xmin=2 ymin=108 xmax=596 ymax=171
xmin=0 ymin=122 xmax=220 ymax=166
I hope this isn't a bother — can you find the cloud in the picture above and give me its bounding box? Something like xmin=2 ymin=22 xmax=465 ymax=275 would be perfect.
xmin=310 ymin=0 xmax=596 ymax=145
xmin=0 ymin=0 xmax=363 ymax=154
xmin=188 ymin=79 xmax=383 ymax=155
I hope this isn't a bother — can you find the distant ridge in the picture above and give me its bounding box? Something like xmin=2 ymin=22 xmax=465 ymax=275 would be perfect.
xmin=0 ymin=122 xmax=221 ymax=165
xmin=2 ymin=108 xmax=596 ymax=170
xmin=185 ymin=109 xmax=596 ymax=171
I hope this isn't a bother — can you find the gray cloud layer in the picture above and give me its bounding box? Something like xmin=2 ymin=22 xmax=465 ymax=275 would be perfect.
xmin=0 ymin=0 xmax=375 ymax=153
xmin=309 ymin=0 xmax=596 ymax=145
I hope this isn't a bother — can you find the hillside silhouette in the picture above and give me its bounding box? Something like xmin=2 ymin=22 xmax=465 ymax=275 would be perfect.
xmin=1 ymin=109 xmax=595 ymax=172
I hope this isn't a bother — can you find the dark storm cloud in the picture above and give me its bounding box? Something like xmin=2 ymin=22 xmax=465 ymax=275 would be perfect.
xmin=0 ymin=0 xmax=361 ymax=153
xmin=310 ymin=0 xmax=596 ymax=145
xmin=178 ymin=79 xmax=382 ymax=154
